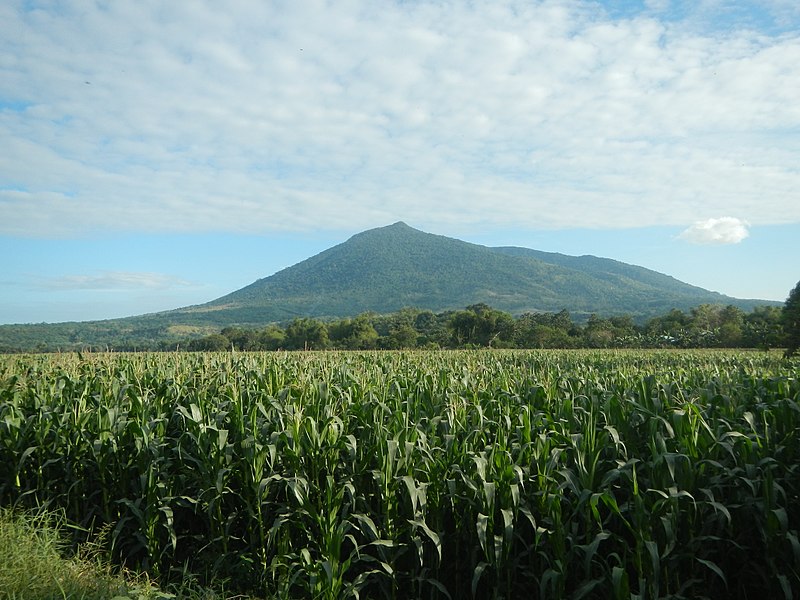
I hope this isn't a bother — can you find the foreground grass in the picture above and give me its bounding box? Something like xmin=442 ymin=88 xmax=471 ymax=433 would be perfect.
xmin=0 ymin=508 xmax=252 ymax=600
xmin=0 ymin=508 xmax=153 ymax=599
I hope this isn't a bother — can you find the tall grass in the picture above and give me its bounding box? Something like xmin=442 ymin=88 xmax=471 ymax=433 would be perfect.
xmin=0 ymin=507 xmax=171 ymax=599
xmin=1 ymin=350 xmax=799 ymax=598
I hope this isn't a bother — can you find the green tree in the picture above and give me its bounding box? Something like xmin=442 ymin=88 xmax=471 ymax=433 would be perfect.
xmin=258 ymin=324 xmax=286 ymax=350
xmin=284 ymin=318 xmax=329 ymax=350
xmin=514 ymin=311 xmax=578 ymax=348
xmin=717 ymin=305 xmax=744 ymax=347
xmin=221 ymin=326 xmax=259 ymax=350
xmin=584 ymin=314 xmax=615 ymax=348
xmin=328 ymin=314 xmax=379 ymax=350
xmin=743 ymin=306 xmax=784 ymax=349
xmin=450 ymin=304 xmax=515 ymax=347
xmin=783 ymin=281 xmax=800 ymax=357
xmin=645 ymin=309 xmax=691 ymax=347
xmin=385 ymin=323 xmax=419 ymax=349
xmin=188 ymin=333 xmax=230 ymax=352
xmin=414 ymin=310 xmax=451 ymax=348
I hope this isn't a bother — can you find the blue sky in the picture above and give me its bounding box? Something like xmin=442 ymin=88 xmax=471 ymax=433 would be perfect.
xmin=1 ymin=0 xmax=799 ymax=324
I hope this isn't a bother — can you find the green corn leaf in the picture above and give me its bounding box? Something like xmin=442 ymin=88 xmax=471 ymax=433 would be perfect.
xmin=473 ymin=455 xmax=488 ymax=482
xmin=476 ymin=512 xmax=489 ymax=557
xmin=645 ymin=539 xmax=660 ymax=579
xmin=501 ymin=507 xmax=514 ymax=547
xmin=483 ymin=481 xmax=495 ymax=512
xmin=611 ymin=565 xmax=629 ymax=599
xmin=697 ymin=558 xmax=727 ymax=588
xmin=423 ymin=577 xmax=452 ymax=600
xmin=472 ymin=561 xmax=489 ymax=597
xmin=400 ymin=475 xmax=419 ymax=513
xmin=787 ymin=531 xmax=800 ymax=565
xmin=772 ymin=507 xmax=789 ymax=535
xmin=572 ymin=578 xmax=603 ymax=600
xmin=778 ymin=574 xmax=793 ymax=600
xmin=351 ymin=513 xmax=380 ymax=541
xmin=408 ymin=517 xmax=442 ymax=563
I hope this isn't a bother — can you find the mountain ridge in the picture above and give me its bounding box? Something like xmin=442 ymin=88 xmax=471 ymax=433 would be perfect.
xmin=180 ymin=221 xmax=770 ymax=321
xmin=0 ymin=221 xmax=780 ymax=350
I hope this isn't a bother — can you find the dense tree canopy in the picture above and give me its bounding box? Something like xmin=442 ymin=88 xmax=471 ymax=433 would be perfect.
xmin=173 ymin=302 xmax=791 ymax=353
xmin=450 ymin=303 xmax=515 ymax=347
xmin=783 ymin=280 xmax=800 ymax=357
xmin=283 ymin=318 xmax=329 ymax=350
xmin=0 ymin=302 xmax=790 ymax=353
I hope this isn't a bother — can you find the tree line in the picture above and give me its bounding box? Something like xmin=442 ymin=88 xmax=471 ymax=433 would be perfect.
xmin=184 ymin=301 xmax=791 ymax=352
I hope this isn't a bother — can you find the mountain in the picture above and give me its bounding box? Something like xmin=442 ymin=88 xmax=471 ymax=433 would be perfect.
xmin=0 ymin=222 xmax=778 ymax=350
xmin=174 ymin=221 xmax=769 ymax=322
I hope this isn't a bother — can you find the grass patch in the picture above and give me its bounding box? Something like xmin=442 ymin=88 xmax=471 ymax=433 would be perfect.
xmin=165 ymin=325 xmax=216 ymax=336
xmin=0 ymin=507 xmax=150 ymax=599
xmin=0 ymin=508 xmax=245 ymax=600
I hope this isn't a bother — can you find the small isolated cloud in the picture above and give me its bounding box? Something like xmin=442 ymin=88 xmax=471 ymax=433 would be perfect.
xmin=38 ymin=271 xmax=196 ymax=291
xmin=679 ymin=217 xmax=750 ymax=245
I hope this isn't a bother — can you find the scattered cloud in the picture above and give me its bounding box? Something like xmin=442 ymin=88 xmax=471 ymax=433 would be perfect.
xmin=0 ymin=1 xmax=799 ymax=237
xmin=644 ymin=0 xmax=670 ymax=12
xmin=37 ymin=271 xmax=197 ymax=291
xmin=679 ymin=217 xmax=750 ymax=245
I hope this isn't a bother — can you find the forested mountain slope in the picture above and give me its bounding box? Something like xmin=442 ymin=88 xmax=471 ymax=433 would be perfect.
xmin=190 ymin=221 xmax=767 ymax=322
xmin=0 ymin=222 xmax=777 ymax=350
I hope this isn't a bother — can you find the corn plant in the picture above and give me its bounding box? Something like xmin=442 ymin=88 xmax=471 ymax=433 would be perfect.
xmin=1 ymin=349 xmax=798 ymax=599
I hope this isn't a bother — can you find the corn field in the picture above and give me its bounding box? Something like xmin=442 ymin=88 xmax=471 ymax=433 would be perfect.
xmin=1 ymin=350 xmax=799 ymax=599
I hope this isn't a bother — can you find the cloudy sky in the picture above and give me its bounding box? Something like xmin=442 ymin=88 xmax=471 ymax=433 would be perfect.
xmin=1 ymin=0 xmax=799 ymax=324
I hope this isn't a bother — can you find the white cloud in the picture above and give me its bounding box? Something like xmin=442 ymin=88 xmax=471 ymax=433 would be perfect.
xmin=0 ymin=1 xmax=799 ymax=237
xmin=644 ymin=0 xmax=671 ymax=12
xmin=679 ymin=217 xmax=750 ymax=244
xmin=38 ymin=271 xmax=196 ymax=291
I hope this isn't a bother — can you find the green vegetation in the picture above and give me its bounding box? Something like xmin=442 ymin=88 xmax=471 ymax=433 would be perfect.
xmin=0 ymin=302 xmax=787 ymax=353
xmin=784 ymin=280 xmax=800 ymax=357
xmin=185 ymin=302 xmax=784 ymax=352
xmin=206 ymin=222 xmax=775 ymax=321
xmin=0 ymin=507 xmax=174 ymax=599
xmin=0 ymin=222 xmax=781 ymax=353
xmin=2 ymin=349 xmax=799 ymax=598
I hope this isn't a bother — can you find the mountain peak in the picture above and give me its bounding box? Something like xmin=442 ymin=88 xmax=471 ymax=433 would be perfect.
xmin=201 ymin=222 xmax=774 ymax=323
xmin=371 ymin=221 xmax=416 ymax=233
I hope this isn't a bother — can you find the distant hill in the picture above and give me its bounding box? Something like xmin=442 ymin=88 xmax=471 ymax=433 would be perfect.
xmin=182 ymin=221 xmax=771 ymax=322
xmin=0 ymin=221 xmax=779 ymax=350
